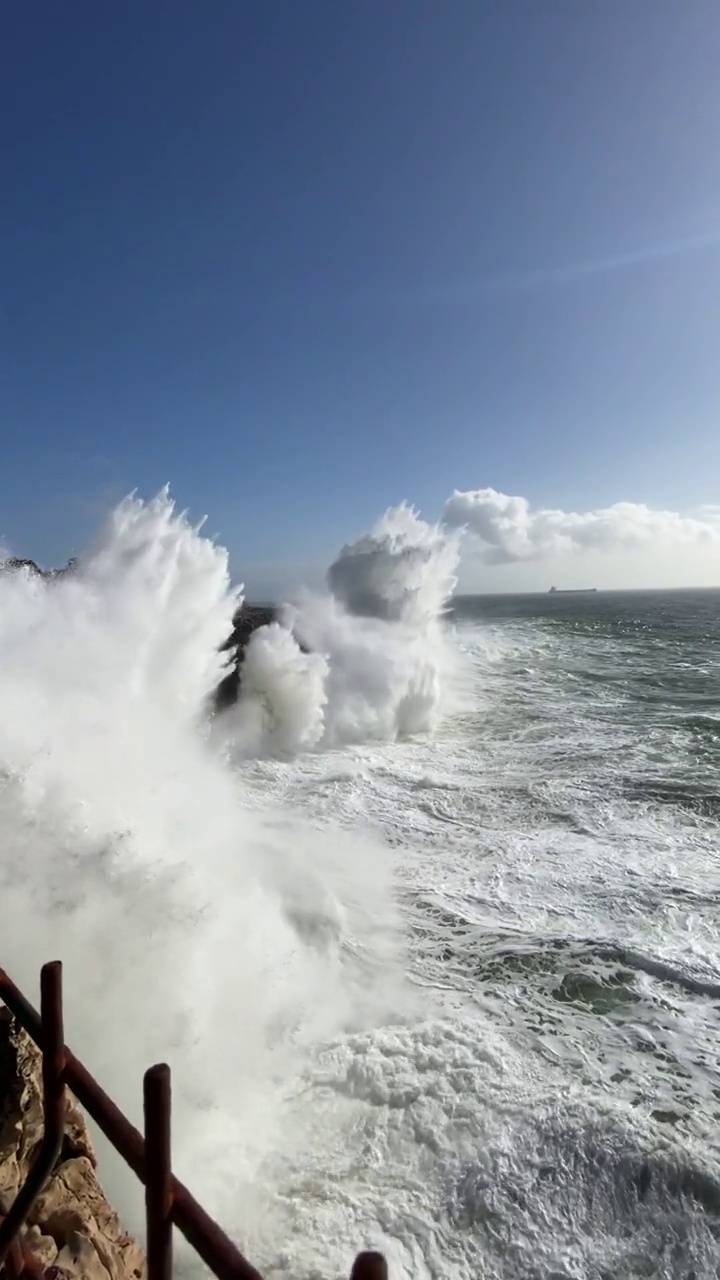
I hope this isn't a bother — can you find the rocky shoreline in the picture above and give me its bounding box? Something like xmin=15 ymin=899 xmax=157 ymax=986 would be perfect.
xmin=0 ymin=556 xmax=281 ymax=713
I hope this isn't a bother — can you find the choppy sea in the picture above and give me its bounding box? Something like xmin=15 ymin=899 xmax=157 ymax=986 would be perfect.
xmin=246 ymin=588 xmax=720 ymax=1279
xmin=1 ymin=497 xmax=718 ymax=1280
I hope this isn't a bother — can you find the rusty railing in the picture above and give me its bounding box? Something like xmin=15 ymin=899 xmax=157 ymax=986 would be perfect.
xmin=0 ymin=962 xmax=387 ymax=1280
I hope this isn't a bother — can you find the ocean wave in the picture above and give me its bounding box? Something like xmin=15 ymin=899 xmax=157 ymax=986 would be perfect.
xmin=218 ymin=501 xmax=461 ymax=753
xmin=0 ymin=488 xmax=418 ymax=1247
xmin=244 ymin=1018 xmax=720 ymax=1279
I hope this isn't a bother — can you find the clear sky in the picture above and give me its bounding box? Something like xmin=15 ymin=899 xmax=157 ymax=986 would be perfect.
xmin=3 ymin=1 xmax=720 ymax=592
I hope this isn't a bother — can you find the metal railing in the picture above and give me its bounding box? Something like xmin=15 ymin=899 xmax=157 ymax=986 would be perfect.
xmin=0 ymin=962 xmax=387 ymax=1280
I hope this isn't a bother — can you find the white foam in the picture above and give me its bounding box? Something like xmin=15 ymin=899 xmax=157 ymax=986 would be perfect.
xmin=2 ymin=492 xmax=716 ymax=1279
xmin=221 ymin=503 xmax=461 ymax=753
xmin=0 ymin=489 xmax=409 ymax=1244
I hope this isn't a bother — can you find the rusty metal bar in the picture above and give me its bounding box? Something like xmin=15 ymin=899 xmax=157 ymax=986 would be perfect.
xmin=350 ymin=1253 xmax=388 ymax=1280
xmin=0 ymin=966 xmax=262 ymax=1280
xmin=144 ymin=1064 xmax=173 ymax=1280
xmin=4 ymin=1248 xmax=23 ymax=1280
xmin=0 ymin=964 xmax=388 ymax=1280
xmin=3 ymin=1241 xmax=25 ymax=1280
xmin=0 ymin=1193 xmax=27 ymax=1280
xmin=0 ymin=962 xmax=66 ymax=1268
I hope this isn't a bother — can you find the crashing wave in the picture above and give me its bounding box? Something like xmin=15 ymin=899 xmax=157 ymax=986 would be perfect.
xmin=221 ymin=502 xmax=461 ymax=753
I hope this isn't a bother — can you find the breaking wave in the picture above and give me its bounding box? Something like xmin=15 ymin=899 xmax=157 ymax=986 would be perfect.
xmin=219 ymin=501 xmax=461 ymax=754
xmin=0 ymin=488 xmax=420 ymax=1250
xmin=2 ymin=489 xmax=719 ymax=1278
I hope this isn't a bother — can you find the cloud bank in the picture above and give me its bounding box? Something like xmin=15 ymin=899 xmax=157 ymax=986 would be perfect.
xmin=443 ymin=488 xmax=720 ymax=567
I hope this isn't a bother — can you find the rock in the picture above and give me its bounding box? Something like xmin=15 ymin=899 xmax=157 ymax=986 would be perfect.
xmin=0 ymin=558 xmax=44 ymax=577
xmin=213 ymin=604 xmax=277 ymax=713
xmin=213 ymin=603 xmax=309 ymax=713
xmin=0 ymin=558 xmax=77 ymax=580
xmin=0 ymin=1010 xmax=145 ymax=1280
xmin=0 ymin=554 xmax=298 ymax=713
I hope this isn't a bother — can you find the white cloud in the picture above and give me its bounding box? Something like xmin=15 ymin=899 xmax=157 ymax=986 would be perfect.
xmin=443 ymin=487 xmax=720 ymax=566
xmin=234 ymin=492 xmax=720 ymax=600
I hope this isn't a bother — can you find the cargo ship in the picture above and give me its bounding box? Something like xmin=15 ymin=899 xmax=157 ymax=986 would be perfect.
xmin=549 ymin=586 xmax=597 ymax=594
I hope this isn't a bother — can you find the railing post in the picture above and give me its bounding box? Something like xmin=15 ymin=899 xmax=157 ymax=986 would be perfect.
xmin=144 ymin=1063 xmax=173 ymax=1280
xmin=0 ymin=963 xmax=388 ymax=1280
xmin=350 ymin=1252 xmax=388 ymax=1280
xmin=0 ymin=961 xmax=66 ymax=1268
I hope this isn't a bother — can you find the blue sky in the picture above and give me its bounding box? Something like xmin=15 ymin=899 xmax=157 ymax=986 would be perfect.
xmin=3 ymin=1 xmax=720 ymax=590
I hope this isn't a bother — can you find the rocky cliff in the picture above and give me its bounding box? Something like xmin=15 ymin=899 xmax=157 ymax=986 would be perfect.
xmin=0 ymin=558 xmax=283 ymax=714
xmin=213 ymin=604 xmax=277 ymax=712
xmin=0 ymin=1010 xmax=145 ymax=1280
xmin=0 ymin=559 xmax=78 ymax=580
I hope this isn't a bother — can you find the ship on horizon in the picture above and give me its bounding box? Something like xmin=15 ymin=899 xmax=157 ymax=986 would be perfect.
xmin=549 ymin=586 xmax=598 ymax=594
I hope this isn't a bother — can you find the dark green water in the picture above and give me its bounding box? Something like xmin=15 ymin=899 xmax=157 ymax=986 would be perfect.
xmin=439 ymin=589 xmax=720 ymax=1131
xmin=453 ymin=588 xmax=720 ymax=810
xmin=238 ymin=588 xmax=720 ymax=1277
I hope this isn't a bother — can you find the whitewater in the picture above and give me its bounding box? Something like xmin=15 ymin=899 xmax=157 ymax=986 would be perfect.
xmin=1 ymin=489 xmax=719 ymax=1280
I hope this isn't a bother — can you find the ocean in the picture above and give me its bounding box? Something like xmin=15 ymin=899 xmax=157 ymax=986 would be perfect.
xmin=0 ymin=494 xmax=719 ymax=1280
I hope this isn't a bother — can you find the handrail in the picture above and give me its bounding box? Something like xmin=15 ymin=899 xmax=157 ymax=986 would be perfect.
xmin=0 ymin=964 xmax=66 ymax=1270
xmin=0 ymin=962 xmax=386 ymax=1280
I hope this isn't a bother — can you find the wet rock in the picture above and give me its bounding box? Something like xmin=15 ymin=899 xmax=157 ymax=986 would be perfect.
xmin=0 ymin=558 xmax=44 ymax=576
xmin=0 ymin=558 xmax=78 ymax=580
xmin=213 ymin=603 xmax=278 ymax=712
xmin=213 ymin=603 xmax=309 ymax=713
xmin=0 ymin=554 xmax=297 ymax=712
